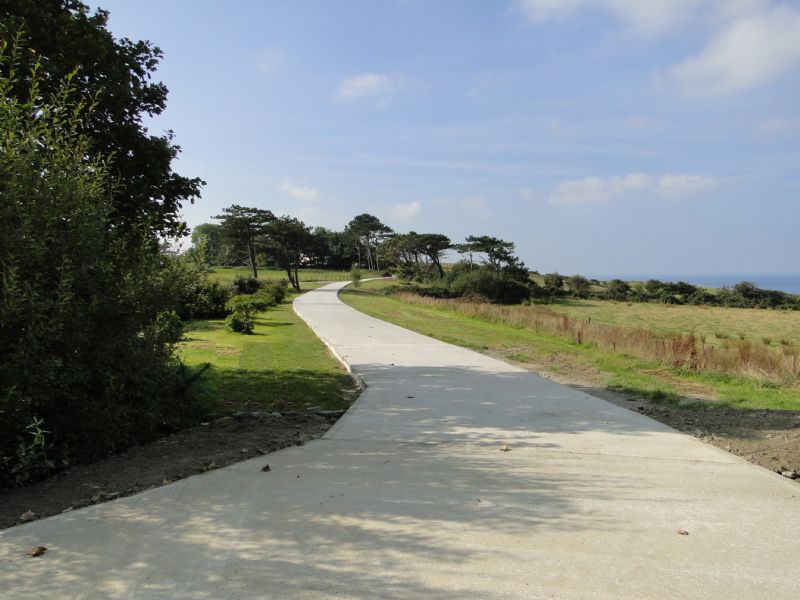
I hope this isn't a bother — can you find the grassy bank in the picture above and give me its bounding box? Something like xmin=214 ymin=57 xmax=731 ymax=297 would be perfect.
xmin=181 ymin=292 xmax=357 ymax=416
xmin=341 ymin=282 xmax=800 ymax=410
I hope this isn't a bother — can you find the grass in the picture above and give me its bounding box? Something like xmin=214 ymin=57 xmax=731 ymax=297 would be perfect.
xmin=207 ymin=266 xmax=382 ymax=285
xmin=181 ymin=296 xmax=357 ymax=416
xmin=536 ymin=297 xmax=800 ymax=347
xmin=341 ymin=284 xmax=800 ymax=411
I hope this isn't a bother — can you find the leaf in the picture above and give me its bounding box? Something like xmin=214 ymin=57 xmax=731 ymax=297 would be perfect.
xmin=676 ymin=529 xmax=689 ymax=536
xmin=261 ymin=464 xmax=271 ymax=472
xmin=28 ymin=546 xmax=47 ymax=557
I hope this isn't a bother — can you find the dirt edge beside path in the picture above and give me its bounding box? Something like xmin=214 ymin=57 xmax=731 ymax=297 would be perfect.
xmin=0 ymin=411 xmax=339 ymax=530
xmin=502 ymin=353 xmax=800 ymax=481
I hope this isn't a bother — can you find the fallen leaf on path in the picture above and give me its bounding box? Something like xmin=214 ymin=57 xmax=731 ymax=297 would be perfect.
xmin=28 ymin=546 xmax=47 ymax=557
xmin=500 ymin=444 xmax=510 ymax=452
xmin=676 ymin=529 xmax=689 ymax=536
xmin=262 ymin=464 xmax=271 ymax=472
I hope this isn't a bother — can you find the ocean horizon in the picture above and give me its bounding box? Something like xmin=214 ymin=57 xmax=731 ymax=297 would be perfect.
xmin=587 ymin=274 xmax=800 ymax=296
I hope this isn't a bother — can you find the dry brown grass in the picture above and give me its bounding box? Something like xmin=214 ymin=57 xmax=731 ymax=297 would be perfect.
xmin=392 ymin=292 xmax=800 ymax=386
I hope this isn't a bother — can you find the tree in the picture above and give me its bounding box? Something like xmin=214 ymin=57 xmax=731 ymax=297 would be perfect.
xmin=345 ymin=213 xmax=393 ymax=270
xmin=0 ymin=44 xmax=198 ymax=485
xmin=462 ymin=235 xmax=529 ymax=281
xmin=416 ymin=234 xmax=451 ymax=278
xmin=214 ymin=206 xmax=274 ymax=278
xmin=0 ymin=1 xmax=204 ymax=237
xmin=263 ymin=216 xmax=314 ymax=291
xmin=189 ymin=223 xmax=222 ymax=266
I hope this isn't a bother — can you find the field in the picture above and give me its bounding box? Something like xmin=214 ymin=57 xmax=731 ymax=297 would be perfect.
xmin=181 ymin=286 xmax=358 ymax=416
xmin=543 ymin=298 xmax=800 ymax=348
xmin=341 ymin=280 xmax=800 ymax=410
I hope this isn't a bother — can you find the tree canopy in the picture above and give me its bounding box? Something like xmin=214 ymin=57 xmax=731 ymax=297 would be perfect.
xmin=0 ymin=0 xmax=204 ymax=237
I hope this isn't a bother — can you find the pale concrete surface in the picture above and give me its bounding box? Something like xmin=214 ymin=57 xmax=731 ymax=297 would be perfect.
xmin=1 ymin=281 xmax=798 ymax=599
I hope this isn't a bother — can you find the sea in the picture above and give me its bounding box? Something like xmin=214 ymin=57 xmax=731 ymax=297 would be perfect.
xmin=589 ymin=274 xmax=800 ymax=296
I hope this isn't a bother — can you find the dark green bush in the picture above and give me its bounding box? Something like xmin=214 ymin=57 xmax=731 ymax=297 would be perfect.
xmin=176 ymin=278 xmax=232 ymax=319
xmin=447 ymin=269 xmax=531 ymax=304
xmin=232 ymin=275 xmax=261 ymax=295
xmin=0 ymin=46 xmax=202 ymax=487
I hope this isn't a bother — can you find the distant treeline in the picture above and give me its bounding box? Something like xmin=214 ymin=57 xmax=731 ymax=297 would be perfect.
xmin=194 ymin=208 xmax=798 ymax=310
xmin=545 ymin=276 xmax=800 ymax=310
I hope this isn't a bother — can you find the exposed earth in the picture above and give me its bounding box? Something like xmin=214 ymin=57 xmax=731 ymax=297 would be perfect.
xmin=3 ymin=352 xmax=798 ymax=531
xmin=497 ymin=350 xmax=800 ymax=480
xmin=0 ymin=411 xmax=338 ymax=529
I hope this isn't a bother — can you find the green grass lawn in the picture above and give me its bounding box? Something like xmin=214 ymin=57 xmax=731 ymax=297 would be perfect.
xmin=207 ymin=266 xmax=382 ymax=285
xmin=341 ymin=285 xmax=800 ymax=411
xmin=181 ymin=296 xmax=357 ymax=416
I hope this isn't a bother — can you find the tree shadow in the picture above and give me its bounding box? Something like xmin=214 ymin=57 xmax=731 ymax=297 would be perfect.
xmin=1 ymin=365 xmax=795 ymax=598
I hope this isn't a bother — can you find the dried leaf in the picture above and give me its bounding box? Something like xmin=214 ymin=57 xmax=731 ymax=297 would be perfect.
xmin=676 ymin=529 xmax=689 ymax=536
xmin=28 ymin=546 xmax=47 ymax=557
xmin=261 ymin=464 xmax=271 ymax=472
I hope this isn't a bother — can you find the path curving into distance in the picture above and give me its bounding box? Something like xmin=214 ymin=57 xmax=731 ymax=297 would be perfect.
xmin=1 ymin=280 xmax=799 ymax=599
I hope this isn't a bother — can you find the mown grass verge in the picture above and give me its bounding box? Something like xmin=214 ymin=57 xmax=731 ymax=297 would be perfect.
xmin=341 ymin=283 xmax=800 ymax=411
xmin=207 ymin=266 xmax=381 ymax=284
xmin=182 ymin=289 xmax=358 ymax=416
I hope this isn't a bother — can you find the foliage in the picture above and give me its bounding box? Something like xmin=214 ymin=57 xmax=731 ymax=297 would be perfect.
xmin=351 ymin=264 xmax=362 ymax=287
xmin=263 ymin=216 xmax=314 ymax=291
xmin=232 ymin=274 xmax=261 ymax=295
xmin=567 ymin=275 xmax=591 ymax=297
xmin=176 ymin=278 xmax=231 ymax=320
xmin=224 ymin=280 xmax=288 ymax=334
xmin=214 ymin=205 xmax=274 ymax=278
xmin=543 ymin=272 xmax=564 ymax=293
xmin=345 ymin=213 xmax=393 ymax=271
xmin=0 ymin=44 xmax=201 ymax=486
xmin=0 ymin=0 xmax=203 ymax=238
xmin=458 ymin=235 xmax=529 ymax=280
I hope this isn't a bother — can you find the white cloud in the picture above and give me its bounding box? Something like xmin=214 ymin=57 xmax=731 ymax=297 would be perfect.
xmin=667 ymin=6 xmax=800 ymax=95
xmin=548 ymin=173 xmax=716 ymax=205
xmin=387 ymin=200 xmax=421 ymax=221
xmin=516 ymin=0 xmax=772 ymax=36
xmin=755 ymin=118 xmax=800 ymax=138
xmin=338 ymin=73 xmax=393 ymax=99
xmin=279 ymin=181 xmax=319 ymax=201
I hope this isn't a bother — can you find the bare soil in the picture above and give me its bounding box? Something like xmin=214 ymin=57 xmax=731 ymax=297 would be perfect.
xmin=500 ymin=350 xmax=800 ymax=480
xmin=0 ymin=411 xmax=337 ymax=530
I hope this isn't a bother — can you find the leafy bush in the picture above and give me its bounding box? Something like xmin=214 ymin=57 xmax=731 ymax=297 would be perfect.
xmin=224 ymin=282 xmax=287 ymax=334
xmin=176 ymin=278 xmax=232 ymax=320
xmin=0 ymin=46 xmax=202 ymax=486
xmin=447 ymin=269 xmax=531 ymax=304
xmin=232 ymin=275 xmax=262 ymax=295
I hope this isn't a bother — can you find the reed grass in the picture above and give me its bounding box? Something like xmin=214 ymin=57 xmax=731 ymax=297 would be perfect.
xmin=391 ymin=292 xmax=800 ymax=386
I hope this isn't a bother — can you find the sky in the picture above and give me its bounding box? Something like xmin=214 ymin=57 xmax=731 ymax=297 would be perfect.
xmin=94 ymin=0 xmax=799 ymax=277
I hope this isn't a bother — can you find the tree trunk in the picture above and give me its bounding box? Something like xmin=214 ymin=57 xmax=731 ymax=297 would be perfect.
xmin=247 ymin=236 xmax=258 ymax=278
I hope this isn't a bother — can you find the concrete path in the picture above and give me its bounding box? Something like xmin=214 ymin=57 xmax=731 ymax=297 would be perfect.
xmin=1 ymin=281 xmax=798 ymax=599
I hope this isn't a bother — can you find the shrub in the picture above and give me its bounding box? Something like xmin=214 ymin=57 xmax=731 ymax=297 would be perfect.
xmin=0 ymin=48 xmax=201 ymax=486
xmin=176 ymin=278 xmax=232 ymax=320
xmin=232 ymin=275 xmax=261 ymax=295
xmin=224 ymin=286 xmax=286 ymax=334
xmin=350 ymin=264 xmax=362 ymax=287
xmin=567 ymin=275 xmax=591 ymax=297
xmin=447 ymin=269 xmax=531 ymax=304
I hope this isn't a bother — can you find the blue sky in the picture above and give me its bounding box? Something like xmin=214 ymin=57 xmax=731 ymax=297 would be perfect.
xmin=95 ymin=0 xmax=799 ymax=276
